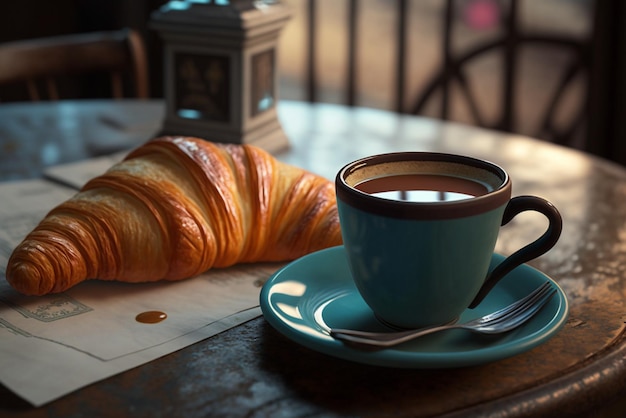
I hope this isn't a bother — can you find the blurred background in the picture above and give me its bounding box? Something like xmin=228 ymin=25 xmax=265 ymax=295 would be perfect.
xmin=0 ymin=0 xmax=623 ymax=165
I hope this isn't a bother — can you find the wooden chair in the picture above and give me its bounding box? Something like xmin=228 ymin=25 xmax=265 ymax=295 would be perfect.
xmin=0 ymin=28 xmax=149 ymax=101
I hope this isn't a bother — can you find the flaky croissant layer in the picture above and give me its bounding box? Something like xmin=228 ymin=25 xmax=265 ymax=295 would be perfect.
xmin=7 ymin=136 xmax=342 ymax=295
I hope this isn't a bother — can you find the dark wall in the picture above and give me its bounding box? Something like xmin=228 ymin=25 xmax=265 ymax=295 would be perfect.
xmin=588 ymin=0 xmax=626 ymax=166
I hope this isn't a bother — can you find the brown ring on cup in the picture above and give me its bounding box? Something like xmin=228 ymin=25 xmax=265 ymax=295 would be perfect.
xmin=336 ymin=152 xmax=511 ymax=220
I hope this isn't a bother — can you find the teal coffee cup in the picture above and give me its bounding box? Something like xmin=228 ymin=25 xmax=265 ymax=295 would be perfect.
xmin=335 ymin=152 xmax=562 ymax=329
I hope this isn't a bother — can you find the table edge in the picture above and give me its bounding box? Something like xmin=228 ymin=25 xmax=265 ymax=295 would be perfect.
xmin=447 ymin=328 xmax=626 ymax=417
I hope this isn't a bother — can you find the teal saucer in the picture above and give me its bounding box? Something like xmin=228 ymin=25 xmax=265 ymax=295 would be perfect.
xmin=259 ymin=246 xmax=568 ymax=368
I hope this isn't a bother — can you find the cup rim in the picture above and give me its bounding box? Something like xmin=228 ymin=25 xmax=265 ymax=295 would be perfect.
xmin=335 ymin=152 xmax=511 ymax=220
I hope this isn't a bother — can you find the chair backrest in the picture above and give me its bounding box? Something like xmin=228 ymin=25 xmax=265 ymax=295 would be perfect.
xmin=0 ymin=28 xmax=149 ymax=101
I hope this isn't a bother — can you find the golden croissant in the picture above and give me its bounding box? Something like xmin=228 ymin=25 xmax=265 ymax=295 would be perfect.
xmin=6 ymin=136 xmax=342 ymax=295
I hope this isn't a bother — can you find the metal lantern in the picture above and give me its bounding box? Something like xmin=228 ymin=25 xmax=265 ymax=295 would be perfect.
xmin=151 ymin=0 xmax=291 ymax=153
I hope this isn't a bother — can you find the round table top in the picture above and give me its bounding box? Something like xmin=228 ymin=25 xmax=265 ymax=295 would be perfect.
xmin=1 ymin=99 xmax=625 ymax=417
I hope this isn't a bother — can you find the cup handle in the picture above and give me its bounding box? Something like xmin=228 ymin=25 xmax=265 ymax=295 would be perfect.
xmin=468 ymin=196 xmax=563 ymax=308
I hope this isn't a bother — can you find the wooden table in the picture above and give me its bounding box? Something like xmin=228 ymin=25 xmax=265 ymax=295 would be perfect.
xmin=1 ymin=100 xmax=625 ymax=417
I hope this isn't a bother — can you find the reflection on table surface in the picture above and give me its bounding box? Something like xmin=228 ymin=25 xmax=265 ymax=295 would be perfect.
xmin=1 ymin=99 xmax=625 ymax=417
xmin=0 ymin=100 xmax=163 ymax=181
